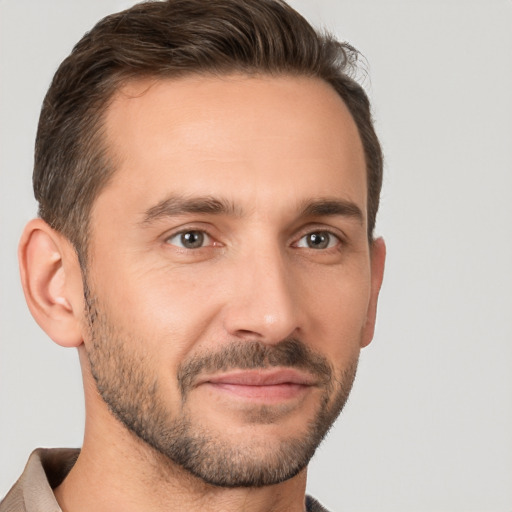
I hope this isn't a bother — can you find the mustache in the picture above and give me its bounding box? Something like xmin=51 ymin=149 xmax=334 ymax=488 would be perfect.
xmin=177 ymin=338 xmax=333 ymax=397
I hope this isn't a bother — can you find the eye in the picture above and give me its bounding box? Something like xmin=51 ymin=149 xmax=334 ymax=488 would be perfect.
xmin=296 ymin=231 xmax=339 ymax=250
xmin=166 ymin=230 xmax=212 ymax=249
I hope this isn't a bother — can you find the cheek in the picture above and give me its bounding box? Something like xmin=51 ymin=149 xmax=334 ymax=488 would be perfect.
xmin=302 ymin=267 xmax=371 ymax=357
xmin=89 ymin=259 xmax=226 ymax=361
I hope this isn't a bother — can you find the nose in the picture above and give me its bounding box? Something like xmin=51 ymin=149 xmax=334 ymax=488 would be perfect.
xmin=222 ymin=243 xmax=300 ymax=344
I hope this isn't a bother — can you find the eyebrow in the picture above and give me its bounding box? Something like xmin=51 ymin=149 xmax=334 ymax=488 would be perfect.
xmin=141 ymin=195 xmax=242 ymax=225
xmin=299 ymin=198 xmax=364 ymax=224
xmin=140 ymin=195 xmax=364 ymax=226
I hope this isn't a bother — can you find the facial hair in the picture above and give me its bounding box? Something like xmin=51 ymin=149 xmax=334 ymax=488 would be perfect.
xmin=84 ymin=284 xmax=359 ymax=488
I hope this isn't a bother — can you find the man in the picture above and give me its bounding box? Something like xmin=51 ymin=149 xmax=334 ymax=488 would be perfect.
xmin=1 ymin=0 xmax=385 ymax=511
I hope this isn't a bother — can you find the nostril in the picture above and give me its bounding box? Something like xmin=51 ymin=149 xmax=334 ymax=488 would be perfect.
xmin=235 ymin=329 xmax=263 ymax=339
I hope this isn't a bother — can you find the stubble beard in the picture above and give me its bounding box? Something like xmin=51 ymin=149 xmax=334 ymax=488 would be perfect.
xmin=83 ymin=285 xmax=359 ymax=488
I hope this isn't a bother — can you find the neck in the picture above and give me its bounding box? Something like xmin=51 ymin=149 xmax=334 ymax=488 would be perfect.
xmin=54 ymin=398 xmax=308 ymax=512
xmin=55 ymin=443 xmax=308 ymax=512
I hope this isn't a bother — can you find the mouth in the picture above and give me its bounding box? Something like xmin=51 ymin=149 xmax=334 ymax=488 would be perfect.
xmin=197 ymin=368 xmax=317 ymax=402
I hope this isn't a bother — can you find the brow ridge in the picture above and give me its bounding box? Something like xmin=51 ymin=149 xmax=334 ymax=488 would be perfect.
xmin=140 ymin=194 xmax=363 ymax=226
xmin=299 ymin=198 xmax=364 ymax=223
xmin=141 ymin=195 xmax=241 ymax=225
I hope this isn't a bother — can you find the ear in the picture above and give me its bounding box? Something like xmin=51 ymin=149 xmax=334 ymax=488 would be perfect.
xmin=18 ymin=218 xmax=85 ymax=348
xmin=360 ymin=237 xmax=386 ymax=348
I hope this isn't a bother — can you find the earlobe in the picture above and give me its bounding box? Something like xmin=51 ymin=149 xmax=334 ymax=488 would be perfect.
xmin=360 ymin=237 xmax=386 ymax=348
xmin=19 ymin=218 xmax=84 ymax=348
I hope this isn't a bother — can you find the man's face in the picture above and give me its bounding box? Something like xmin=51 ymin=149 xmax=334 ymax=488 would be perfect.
xmin=82 ymin=75 xmax=383 ymax=486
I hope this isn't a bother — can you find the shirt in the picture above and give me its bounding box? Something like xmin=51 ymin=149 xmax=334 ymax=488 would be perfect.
xmin=0 ymin=449 xmax=331 ymax=512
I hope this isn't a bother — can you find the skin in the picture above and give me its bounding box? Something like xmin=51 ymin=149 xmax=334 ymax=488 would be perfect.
xmin=19 ymin=74 xmax=385 ymax=512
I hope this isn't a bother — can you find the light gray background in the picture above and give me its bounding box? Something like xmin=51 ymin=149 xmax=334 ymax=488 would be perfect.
xmin=1 ymin=1 xmax=511 ymax=510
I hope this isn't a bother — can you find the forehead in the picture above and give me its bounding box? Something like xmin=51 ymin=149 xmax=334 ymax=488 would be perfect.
xmin=96 ymin=74 xmax=366 ymax=223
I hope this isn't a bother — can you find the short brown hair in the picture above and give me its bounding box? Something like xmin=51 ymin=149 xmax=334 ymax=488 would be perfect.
xmin=34 ymin=0 xmax=383 ymax=259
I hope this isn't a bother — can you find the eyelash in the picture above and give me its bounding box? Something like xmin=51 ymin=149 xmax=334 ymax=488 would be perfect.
xmin=165 ymin=229 xmax=216 ymax=249
xmin=294 ymin=230 xmax=342 ymax=250
xmin=164 ymin=227 xmax=344 ymax=252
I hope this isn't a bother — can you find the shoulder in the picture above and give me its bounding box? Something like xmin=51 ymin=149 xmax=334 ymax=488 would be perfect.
xmin=306 ymin=495 xmax=332 ymax=512
xmin=0 ymin=448 xmax=80 ymax=512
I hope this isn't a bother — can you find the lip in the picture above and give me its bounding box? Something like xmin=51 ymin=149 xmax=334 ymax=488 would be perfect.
xmin=203 ymin=368 xmax=317 ymax=386
xmin=197 ymin=368 xmax=317 ymax=402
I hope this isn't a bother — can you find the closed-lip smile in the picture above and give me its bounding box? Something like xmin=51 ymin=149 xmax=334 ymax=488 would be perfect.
xmin=196 ymin=368 xmax=318 ymax=401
